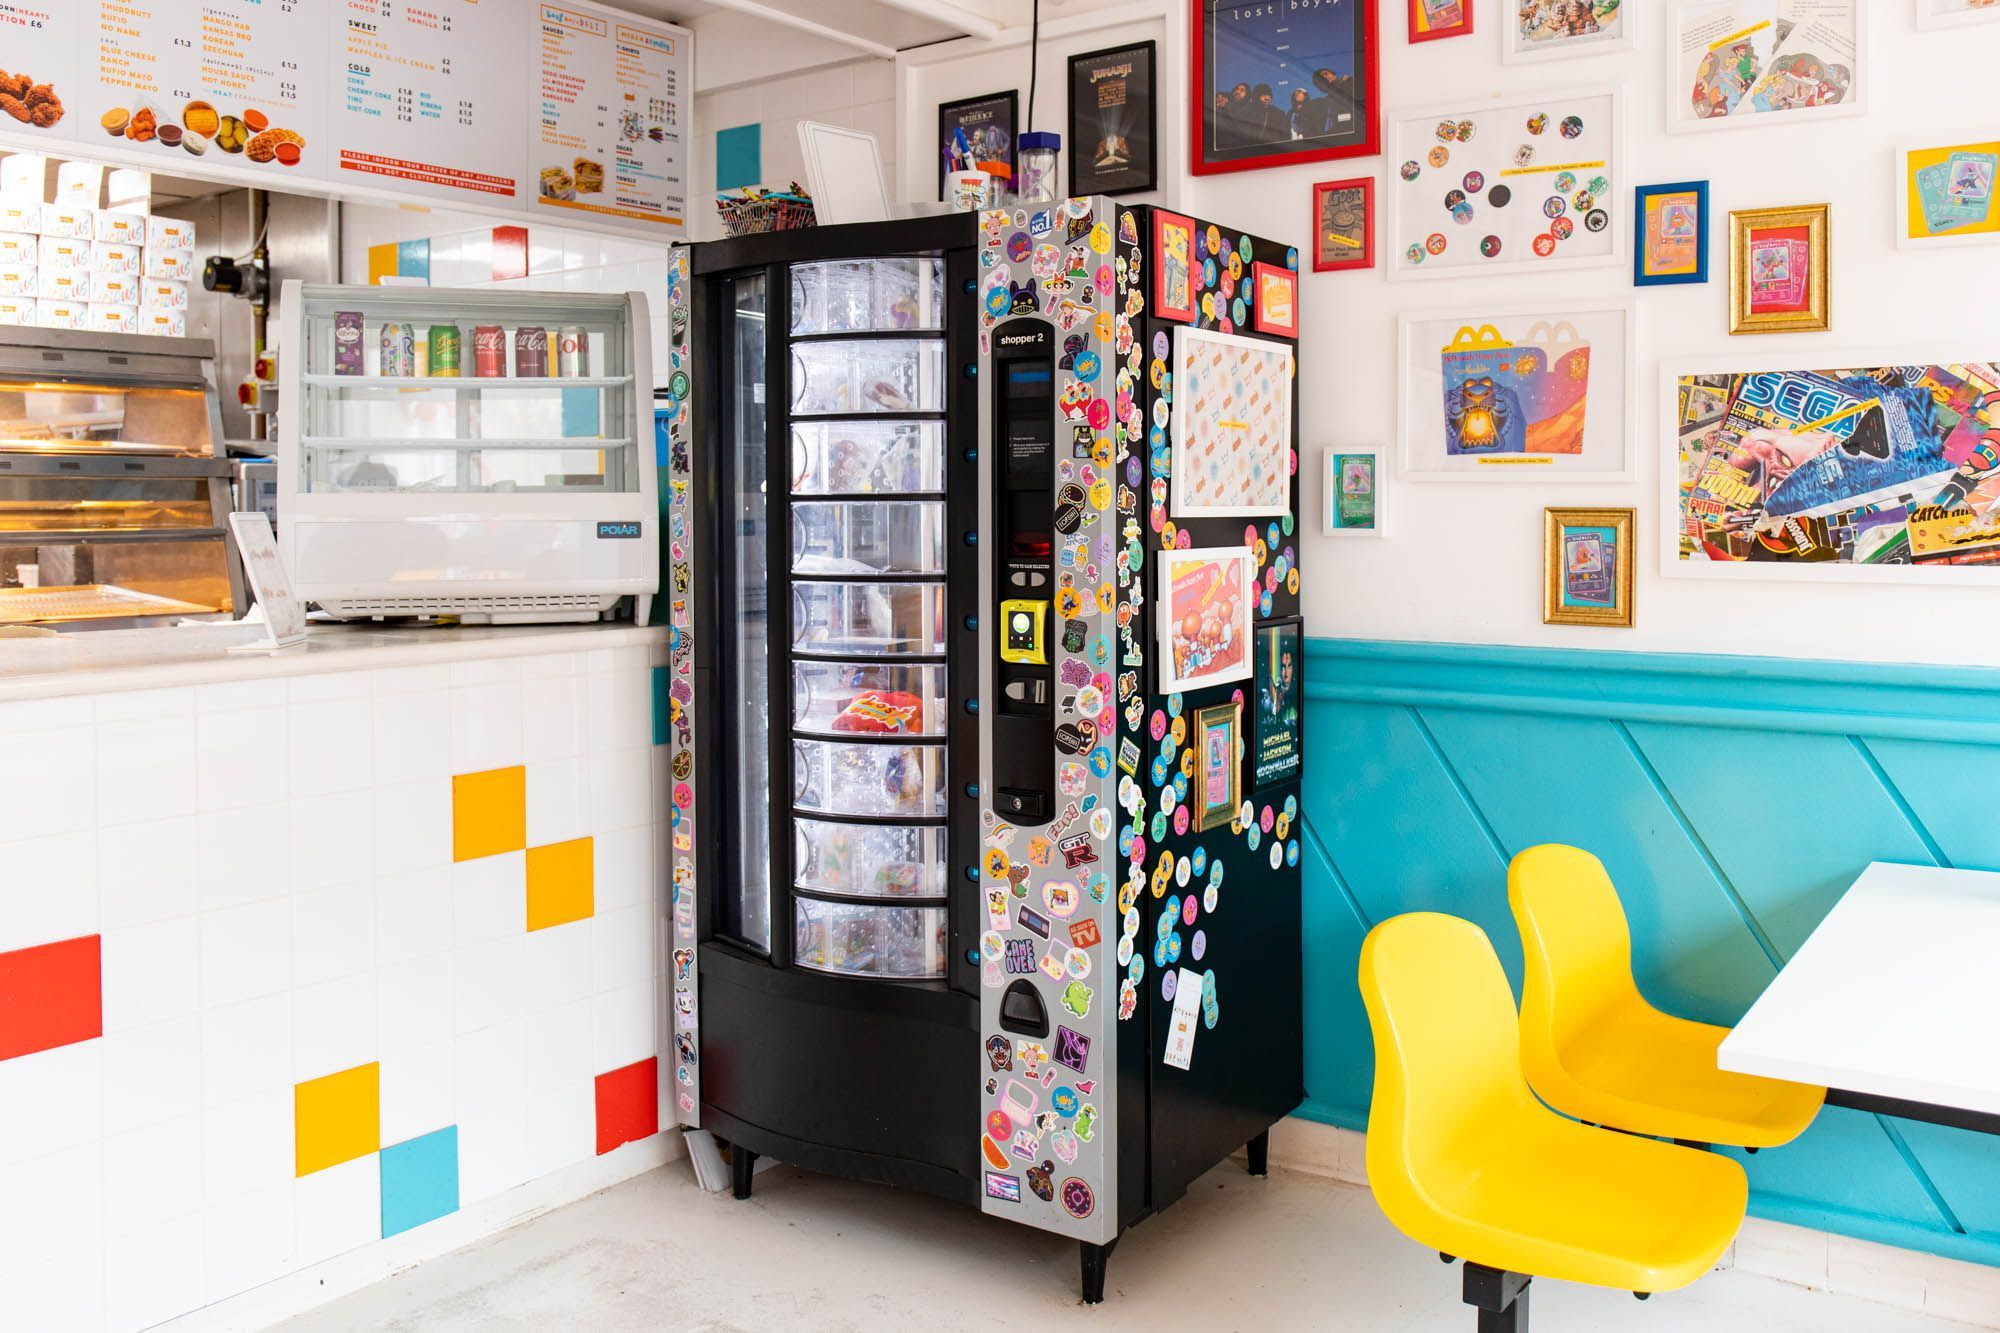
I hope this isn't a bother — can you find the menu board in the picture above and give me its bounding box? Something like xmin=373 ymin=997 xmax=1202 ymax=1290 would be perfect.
xmin=0 ymin=0 xmax=688 ymax=238
xmin=530 ymin=2 xmax=687 ymax=230
xmin=333 ymin=0 xmax=526 ymax=204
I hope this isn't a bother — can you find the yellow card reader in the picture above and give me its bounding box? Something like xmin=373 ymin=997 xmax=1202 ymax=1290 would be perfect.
xmin=999 ymin=598 xmax=1049 ymax=665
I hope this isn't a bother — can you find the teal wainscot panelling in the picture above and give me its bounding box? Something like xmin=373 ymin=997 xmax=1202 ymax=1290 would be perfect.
xmin=1300 ymin=637 xmax=2000 ymax=1266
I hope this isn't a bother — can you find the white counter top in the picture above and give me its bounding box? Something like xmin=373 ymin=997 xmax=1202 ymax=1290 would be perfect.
xmin=0 ymin=619 xmax=666 ymax=703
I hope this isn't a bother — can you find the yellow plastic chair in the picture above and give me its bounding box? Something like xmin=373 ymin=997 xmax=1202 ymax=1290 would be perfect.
xmin=1359 ymin=912 xmax=1747 ymax=1330
xmin=1510 ymin=844 xmax=1824 ymax=1149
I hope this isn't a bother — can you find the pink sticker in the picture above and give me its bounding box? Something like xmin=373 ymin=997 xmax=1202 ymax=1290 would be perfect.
xmin=1173 ymin=806 xmax=1190 ymax=836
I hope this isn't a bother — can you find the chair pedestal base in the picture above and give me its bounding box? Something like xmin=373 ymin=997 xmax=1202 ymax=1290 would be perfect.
xmin=1463 ymin=1262 xmax=1532 ymax=1332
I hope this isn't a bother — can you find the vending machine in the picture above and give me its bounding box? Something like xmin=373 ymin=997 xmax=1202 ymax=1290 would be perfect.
xmin=663 ymin=200 xmax=1305 ymax=1301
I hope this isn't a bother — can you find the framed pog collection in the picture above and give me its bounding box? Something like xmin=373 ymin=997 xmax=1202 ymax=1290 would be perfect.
xmin=1670 ymin=0 xmax=1865 ymax=132
xmin=1399 ymin=302 xmax=1634 ymax=482
xmin=1664 ymin=356 xmax=2000 ymax=581
xmin=1387 ymin=89 xmax=1624 ymax=280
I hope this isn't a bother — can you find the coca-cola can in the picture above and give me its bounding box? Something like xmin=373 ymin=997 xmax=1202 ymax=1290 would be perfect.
xmin=379 ymin=322 xmax=415 ymax=377
xmin=557 ymin=325 xmax=589 ymax=378
xmin=472 ymin=325 xmax=506 ymax=377
xmin=514 ymin=325 xmax=548 ymax=378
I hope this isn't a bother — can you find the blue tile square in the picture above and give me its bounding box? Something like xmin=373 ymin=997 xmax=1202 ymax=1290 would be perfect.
xmin=395 ymin=239 xmax=431 ymax=285
xmin=715 ymin=124 xmax=761 ymax=191
xmin=380 ymin=1126 xmax=459 ymax=1238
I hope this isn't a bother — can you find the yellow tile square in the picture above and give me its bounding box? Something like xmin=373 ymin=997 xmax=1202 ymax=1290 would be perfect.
xmin=527 ymin=836 xmax=594 ymax=931
xmin=295 ymin=1062 xmax=380 ymax=1177
xmin=454 ymin=766 xmax=526 ymax=862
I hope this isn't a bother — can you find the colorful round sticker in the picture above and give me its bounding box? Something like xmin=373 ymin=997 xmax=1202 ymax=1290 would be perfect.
xmin=1462 ymin=170 xmax=1485 ymax=193
xmin=1400 ymin=160 xmax=1421 ymax=181
xmin=1480 ymin=235 xmax=1502 ymax=257
xmin=1489 ymin=184 xmax=1512 ymax=208
xmin=1560 ymin=115 xmax=1584 ymax=138
xmin=1427 ymin=145 xmax=1450 ymax=168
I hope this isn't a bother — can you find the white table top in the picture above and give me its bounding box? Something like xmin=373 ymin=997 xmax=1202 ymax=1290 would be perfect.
xmin=1718 ymin=862 xmax=2000 ymax=1117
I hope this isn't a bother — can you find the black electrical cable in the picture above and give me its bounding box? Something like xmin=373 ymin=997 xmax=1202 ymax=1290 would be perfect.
xmin=1026 ymin=0 xmax=1041 ymax=129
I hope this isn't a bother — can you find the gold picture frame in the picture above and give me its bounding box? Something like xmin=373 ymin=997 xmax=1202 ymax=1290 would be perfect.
xmin=1191 ymin=702 xmax=1242 ymax=831
xmin=1728 ymin=204 xmax=1829 ymax=335
xmin=1543 ymin=507 xmax=1634 ymax=627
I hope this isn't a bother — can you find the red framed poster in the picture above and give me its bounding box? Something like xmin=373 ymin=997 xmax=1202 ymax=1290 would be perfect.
xmin=1409 ymin=0 xmax=1474 ymax=42
xmin=1191 ymin=0 xmax=1380 ymax=176
xmin=1311 ymin=176 xmax=1375 ymax=272
xmin=1154 ymin=209 xmax=1198 ymax=322
xmin=1250 ymin=262 xmax=1299 ymax=336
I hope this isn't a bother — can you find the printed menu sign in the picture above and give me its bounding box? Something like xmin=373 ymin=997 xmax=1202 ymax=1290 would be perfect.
xmin=0 ymin=0 xmax=688 ymax=239
xmin=86 ymin=0 xmax=324 ymax=173
xmin=531 ymin=1 xmax=686 ymax=230
xmin=332 ymin=0 xmax=525 ymax=203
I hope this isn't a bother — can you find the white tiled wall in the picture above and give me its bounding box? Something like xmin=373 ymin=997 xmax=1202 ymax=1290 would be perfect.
xmin=692 ymin=57 xmax=898 ymax=240
xmin=0 ymin=635 xmax=672 ymax=1332
xmin=336 ymin=204 xmax=677 ymax=381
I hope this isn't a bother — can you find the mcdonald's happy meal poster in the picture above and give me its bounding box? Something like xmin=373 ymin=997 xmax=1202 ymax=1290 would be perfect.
xmin=1399 ymin=303 xmax=1633 ymax=480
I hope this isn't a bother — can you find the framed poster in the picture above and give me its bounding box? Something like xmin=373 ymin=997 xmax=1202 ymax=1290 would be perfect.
xmin=1504 ymin=0 xmax=1630 ymax=61
xmin=1898 ymin=139 xmax=2000 ymax=248
xmin=1917 ymin=0 xmax=2000 ymax=26
xmin=1250 ymin=262 xmax=1299 ymax=337
xmin=1635 ymin=180 xmax=1710 ymax=285
xmin=1399 ymin=302 xmax=1634 ymax=482
xmin=939 ymin=91 xmax=1018 ymax=200
xmin=1324 ymin=449 xmax=1385 ymax=534
xmin=1665 ymin=356 xmax=2000 ymax=580
xmin=1386 ymin=88 xmax=1624 ymax=280
xmin=1409 ymin=0 xmax=1474 ymax=41
xmin=1068 ymin=42 xmax=1157 ymax=197
xmin=1544 ymin=508 xmax=1635 ymax=626
xmin=1192 ymin=702 xmax=1243 ymax=830
xmin=1729 ymin=204 xmax=1829 ymax=335
xmin=1251 ymin=622 xmax=1302 ymax=785
xmin=1169 ymin=327 xmax=1296 ymax=516
xmin=1312 ymin=177 xmax=1375 ymax=271
xmin=1193 ymin=0 xmax=1380 ymax=175
xmin=1670 ymin=0 xmax=1865 ymax=133
xmin=1154 ymin=210 xmax=1197 ymax=322
xmin=1158 ymin=545 xmax=1256 ymax=692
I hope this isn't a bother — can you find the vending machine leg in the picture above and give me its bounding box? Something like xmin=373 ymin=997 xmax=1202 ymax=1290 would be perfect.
xmin=730 ymin=1145 xmax=758 ymax=1200
xmin=1079 ymin=1239 xmax=1117 ymax=1304
xmin=1246 ymin=1129 xmax=1270 ymax=1177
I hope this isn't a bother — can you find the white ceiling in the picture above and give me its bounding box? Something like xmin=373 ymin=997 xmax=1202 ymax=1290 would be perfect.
xmin=614 ymin=0 xmax=1025 ymax=59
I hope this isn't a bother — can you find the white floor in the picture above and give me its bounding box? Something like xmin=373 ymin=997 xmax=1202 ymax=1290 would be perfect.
xmin=277 ymin=1157 xmax=1988 ymax=1332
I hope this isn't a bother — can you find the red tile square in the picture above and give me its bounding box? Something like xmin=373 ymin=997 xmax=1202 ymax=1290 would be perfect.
xmin=0 ymin=935 xmax=102 ymax=1062
xmin=594 ymin=1056 xmax=658 ymax=1155
xmin=491 ymin=226 xmax=529 ymax=282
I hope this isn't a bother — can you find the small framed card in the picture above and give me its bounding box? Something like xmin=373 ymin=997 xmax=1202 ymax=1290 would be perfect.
xmin=1312 ymin=176 xmax=1375 ymax=272
xmin=1323 ymin=448 xmax=1385 ymax=535
xmin=1729 ymin=203 xmax=1829 ymax=334
xmin=1634 ymin=180 xmax=1709 ymax=285
xmin=1191 ymin=702 xmax=1243 ymax=831
xmin=1544 ymin=506 xmax=1634 ymax=626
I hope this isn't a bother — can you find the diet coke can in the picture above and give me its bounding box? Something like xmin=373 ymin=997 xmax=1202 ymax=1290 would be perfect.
xmin=556 ymin=325 xmax=589 ymax=378
xmin=379 ymin=322 xmax=415 ymax=377
xmin=472 ymin=325 xmax=506 ymax=377
xmin=514 ymin=325 xmax=548 ymax=378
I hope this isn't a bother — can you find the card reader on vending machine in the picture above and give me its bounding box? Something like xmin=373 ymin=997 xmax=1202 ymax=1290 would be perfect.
xmin=989 ymin=319 xmax=1057 ymax=822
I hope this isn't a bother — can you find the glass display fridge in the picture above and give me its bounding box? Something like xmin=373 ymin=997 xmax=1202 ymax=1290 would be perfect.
xmin=0 ymin=328 xmax=240 ymax=627
xmin=664 ymin=202 xmax=1305 ymax=1303
xmin=277 ymin=282 xmax=657 ymax=624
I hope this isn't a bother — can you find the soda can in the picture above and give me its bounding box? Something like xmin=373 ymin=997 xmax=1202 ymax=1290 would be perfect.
xmin=379 ymin=321 xmax=415 ymax=377
xmin=428 ymin=323 xmax=461 ymax=377
xmin=557 ymin=325 xmax=588 ymax=378
xmin=333 ymin=311 xmax=363 ymax=376
xmin=514 ymin=325 xmax=548 ymax=378
xmin=472 ymin=324 xmax=506 ymax=377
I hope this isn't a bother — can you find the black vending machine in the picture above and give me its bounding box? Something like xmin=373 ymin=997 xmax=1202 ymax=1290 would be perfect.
xmin=658 ymin=198 xmax=1306 ymax=1301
